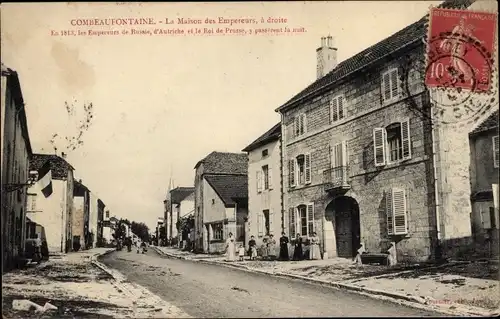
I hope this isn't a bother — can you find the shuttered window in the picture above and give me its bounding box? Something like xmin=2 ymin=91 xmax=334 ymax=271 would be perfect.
xmin=257 ymin=213 xmax=264 ymax=237
xmin=256 ymin=170 xmax=262 ymax=193
xmin=493 ymin=136 xmax=499 ymax=168
xmin=373 ymin=128 xmax=386 ymax=166
xmin=401 ymin=119 xmax=411 ymax=160
xmin=331 ymin=95 xmax=346 ymax=123
xmin=293 ymin=113 xmax=307 ymax=137
xmin=288 ymin=159 xmax=296 ymax=187
xmin=268 ymin=166 xmax=273 ymax=190
xmin=269 ymin=209 xmax=274 ymax=235
xmin=307 ymin=203 xmax=315 ymax=236
xmin=289 ymin=207 xmax=296 ymax=238
xmin=386 ymin=188 xmax=408 ymax=236
xmin=381 ymin=68 xmax=399 ymax=102
xmin=304 ymin=153 xmax=312 ymax=184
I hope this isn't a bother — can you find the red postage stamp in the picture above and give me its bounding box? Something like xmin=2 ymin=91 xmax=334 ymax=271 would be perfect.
xmin=425 ymin=8 xmax=498 ymax=92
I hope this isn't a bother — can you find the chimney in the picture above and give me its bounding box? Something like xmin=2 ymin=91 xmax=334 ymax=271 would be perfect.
xmin=61 ymin=152 xmax=66 ymax=159
xmin=316 ymin=35 xmax=338 ymax=79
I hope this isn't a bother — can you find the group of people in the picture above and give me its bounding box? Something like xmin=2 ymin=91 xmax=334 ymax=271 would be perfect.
xmin=224 ymin=231 xmax=322 ymax=262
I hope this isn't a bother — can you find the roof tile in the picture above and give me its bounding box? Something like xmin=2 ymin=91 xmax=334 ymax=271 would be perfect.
xmin=205 ymin=175 xmax=248 ymax=206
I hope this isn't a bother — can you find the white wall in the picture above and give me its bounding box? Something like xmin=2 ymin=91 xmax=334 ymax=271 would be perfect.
xmin=203 ymin=179 xmax=226 ymax=223
xmin=247 ymin=139 xmax=282 ymax=247
xmin=89 ymin=193 xmax=98 ymax=248
xmin=27 ymin=180 xmax=68 ymax=253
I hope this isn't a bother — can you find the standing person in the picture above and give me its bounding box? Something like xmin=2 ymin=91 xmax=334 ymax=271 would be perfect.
xmin=292 ymin=234 xmax=303 ymax=261
xmin=248 ymin=235 xmax=257 ymax=260
xmin=238 ymin=244 xmax=245 ymax=261
xmin=260 ymin=237 xmax=268 ymax=260
xmin=267 ymin=234 xmax=277 ymax=260
xmin=225 ymin=232 xmax=236 ymax=262
xmin=309 ymin=232 xmax=321 ymax=260
xmin=279 ymin=232 xmax=290 ymax=261
xmin=34 ymin=234 xmax=42 ymax=262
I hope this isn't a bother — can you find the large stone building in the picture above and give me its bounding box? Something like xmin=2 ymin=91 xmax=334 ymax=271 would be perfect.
xmin=275 ymin=0 xmax=498 ymax=262
xmin=193 ymin=151 xmax=248 ymax=252
xmin=242 ymin=123 xmax=283 ymax=250
xmin=1 ymin=64 xmax=33 ymax=271
xmin=28 ymin=153 xmax=75 ymax=254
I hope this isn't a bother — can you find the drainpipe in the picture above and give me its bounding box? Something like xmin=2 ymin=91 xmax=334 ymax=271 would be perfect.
xmin=280 ymin=112 xmax=285 ymax=234
xmin=61 ymin=179 xmax=67 ymax=252
xmin=430 ymin=93 xmax=442 ymax=259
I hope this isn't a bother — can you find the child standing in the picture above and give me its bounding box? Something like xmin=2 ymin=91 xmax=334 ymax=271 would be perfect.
xmin=238 ymin=244 xmax=245 ymax=261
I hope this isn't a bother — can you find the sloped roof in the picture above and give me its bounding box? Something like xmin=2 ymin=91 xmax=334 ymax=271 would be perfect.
xmin=1 ymin=64 xmax=33 ymax=155
xmin=29 ymin=153 xmax=74 ymax=180
xmin=276 ymin=0 xmax=476 ymax=113
xmin=73 ymin=179 xmax=90 ymax=196
xmin=242 ymin=123 xmax=281 ymax=152
xmin=170 ymin=187 xmax=195 ymax=204
xmin=470 ymin=110 xmax=499 ymax=135
xmin=205 ymin=175 xmax=248 ymax=207
xmin=194 ymin=151 xmax=248 ymax=175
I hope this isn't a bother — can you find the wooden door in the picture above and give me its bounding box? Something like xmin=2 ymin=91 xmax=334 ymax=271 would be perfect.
xmin=335 ymin=211 xmax=352 ymax=258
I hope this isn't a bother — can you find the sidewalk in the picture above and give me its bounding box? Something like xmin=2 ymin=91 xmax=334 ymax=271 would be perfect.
xmin=2 ymin=248 xmax=191 ymax=318
xmin=154 ymin=246 xmax=500 ymax=317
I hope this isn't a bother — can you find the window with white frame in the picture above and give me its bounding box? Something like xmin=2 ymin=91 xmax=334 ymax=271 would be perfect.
xmin=212 ymin=223 xmax=223 ymax=240
xmin=288 ymin=154 xmax=311 ymax=187
xmin=373 ymin=119 xmax=411 ymax=166
xmin=331 ymin=95 xmax=346 ymax=123
xmin=386 ymin=188 xmax=408 ymax=235
xmin=493 ymin=135 xmax=499 ymax=168
xmin=293 ymin=113 xmax=307 ymax=137
xmin=289 ymin=203 xmax=315 ymax=237
xmin=27 ymin=194 xmax=37 ymax=212
xmin=257 ymin=165 xmax=273 ymax=192
xmin=381 ymin=68 xmax=400 ymax=103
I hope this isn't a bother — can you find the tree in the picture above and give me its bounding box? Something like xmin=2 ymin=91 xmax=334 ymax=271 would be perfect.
xmin=130 ymin=221 xmax=149 ymax=242
xmin=112 ymin=221 xmax=126 ymax=240
xmin=46 ymin=100 xmax=94 ymax=156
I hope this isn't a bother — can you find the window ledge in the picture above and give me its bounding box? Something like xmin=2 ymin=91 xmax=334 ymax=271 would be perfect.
xmin=209 ymin=239 xmax=224 ymax=243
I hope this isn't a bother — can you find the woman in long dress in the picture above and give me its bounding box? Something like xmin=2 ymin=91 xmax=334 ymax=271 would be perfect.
xmin=309 ymin=232 xmax=321 ymax=260
xmin=279 ymin=232 xmax=289 ymax=261
xmin=225 ymin=232 xmax=236 ymax=262
xmin=267 ymin=234 xmax=277 ymax=260
xmin=292 ymin=234 xmax=303 ymax=261
xmin=260 ymin=237 xmax=268 ymax=260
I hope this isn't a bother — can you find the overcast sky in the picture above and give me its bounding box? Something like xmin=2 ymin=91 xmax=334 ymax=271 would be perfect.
xmin=1 ymin=1 xmax=441 ymax=230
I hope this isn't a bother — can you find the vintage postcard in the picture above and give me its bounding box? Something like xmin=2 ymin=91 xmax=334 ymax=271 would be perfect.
xmin=1 ymin=1 xmax=499 ymax=318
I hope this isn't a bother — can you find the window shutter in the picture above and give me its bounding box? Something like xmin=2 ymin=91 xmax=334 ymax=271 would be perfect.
xmin=401 ymin=119 xmax=412 ymax=160
xmin=305 ymin=153 xmax=312 ymax=184
xmin=269 ymin=209 xmax=274 ymax=235
xmin=257 ymin=170 xmax=262 ymax=193
xmin=331 ymin=98 xmax=338 ymax=122
xmin=373 ymin=128 xmax=386 ymax=166
xmin=268 ymin=166 xmax=273 ymax=190
xmin=390 ymin=69 xmax=399 ymax=98
xmin=386 ymin=190 xmax=394 ymax=235
xmin=289 ymin=159 xmax=296 ymax=187
xmin=294 ymin=117 xmax=300 ymax=137
xmin=493 ymin=136 xmax=499 ymax=168
xmin=257 ymin=213 xmax=264 ymax=236
xmin=307 ymin=203 xmax=314 ymax=236
xmin=296 ymin=207 xmax=301 ymax=236
xmin=338 ymin=96 xmax=345 ymax=120
xmin=392 ymin=188 xmax=408 ymax=235
xmin=342 ymin=140 xmax=348 ymax=167
xmin=302 ymin=113 xmax=307 ymax=134
xmin=289 ymin=207 xmax=296 ymax=238
xmin=382 ymin=72 xmax=391 ymax=101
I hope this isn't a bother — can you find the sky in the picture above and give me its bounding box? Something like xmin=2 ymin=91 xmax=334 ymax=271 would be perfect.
xmin=1 ymin=1 xmax=442 ymax=230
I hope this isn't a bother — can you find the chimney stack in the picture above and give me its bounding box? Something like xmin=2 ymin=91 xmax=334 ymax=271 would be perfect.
xmin=61 ymin=152 xmax=66 ymax=159
xmin=316 ymin=35 xmax=338 ymax=79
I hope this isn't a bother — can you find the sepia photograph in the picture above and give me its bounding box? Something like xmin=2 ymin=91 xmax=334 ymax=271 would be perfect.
xmin=1 ymin=0 xmax=499 ymax=317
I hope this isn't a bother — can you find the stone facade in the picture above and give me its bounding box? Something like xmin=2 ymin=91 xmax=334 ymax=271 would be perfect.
xmin=1 ymin=65 xmax=33 ymax=271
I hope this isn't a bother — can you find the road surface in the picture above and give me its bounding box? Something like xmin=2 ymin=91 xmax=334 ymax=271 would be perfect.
xmin=100 ymin=249 xmax=445 ymax=318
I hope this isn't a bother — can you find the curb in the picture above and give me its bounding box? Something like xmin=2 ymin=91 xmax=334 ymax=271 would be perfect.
xmin=153 ymin=247 xmax=497 ymax=317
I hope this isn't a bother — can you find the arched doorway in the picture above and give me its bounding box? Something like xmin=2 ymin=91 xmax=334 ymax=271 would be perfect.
xmin=326 ymin=196 xmax=360 ymax=258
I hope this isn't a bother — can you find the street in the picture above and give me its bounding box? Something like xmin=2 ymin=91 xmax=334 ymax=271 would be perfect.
xmin=100 ymin=249 xmax=445 ymax=318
